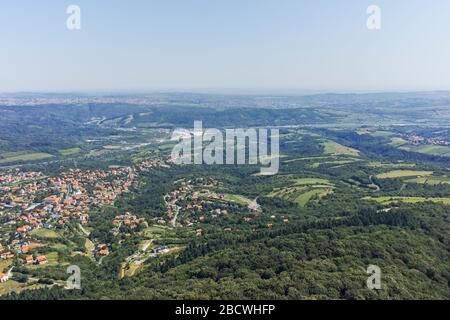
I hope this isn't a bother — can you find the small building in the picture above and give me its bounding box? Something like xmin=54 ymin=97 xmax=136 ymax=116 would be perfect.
xmin=35 ymin=255 xmax=48 ymax=265
xmin=0 ymin=252 xmax=14 ymax=260
xmin=25 ymin=255 xmax=34 ymax=265
xmin=98 ymin=249 xmax=109 ymax=256
xmin=0 ymin=273 xmax=8 ymax=283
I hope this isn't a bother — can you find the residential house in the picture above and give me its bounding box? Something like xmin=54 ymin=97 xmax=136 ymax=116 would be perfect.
xmin=0 ymin=273 xmax=8 ymax=283
xmin=35 ymin=255 xmax=48 ymax=265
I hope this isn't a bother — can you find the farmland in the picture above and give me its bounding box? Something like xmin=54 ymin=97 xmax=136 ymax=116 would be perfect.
xmin=0 ymin=152 xmax=53 ymax=164
xmin=365 ymin=196 xmax=450 ymax=205
xmin=376 ymin=170 xmax=434 ymax=179
xmin=59 ymin=148 xmax=81 ymax=156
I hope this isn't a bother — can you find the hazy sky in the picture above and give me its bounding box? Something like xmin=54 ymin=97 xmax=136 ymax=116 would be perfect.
xmin=1 ymin=0 xmax=450 ymax=93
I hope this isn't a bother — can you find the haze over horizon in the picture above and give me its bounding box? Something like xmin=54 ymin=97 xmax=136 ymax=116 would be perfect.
xmin=1 ymin=0 xmax=450 ymax=93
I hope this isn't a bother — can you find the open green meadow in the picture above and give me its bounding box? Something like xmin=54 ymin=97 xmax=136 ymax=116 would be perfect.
xmin=376 ymin=170 xmax=433 ymax=179
xmin=59 ymin=147 xmax=81 ymax=156
xmin=30 ymin=228 xmax=60 ymax=239
xmin=0 ymin=152 xmax=53 ymax=164
xmin=365 ymin=196 xmax=450 ymax=205
xmin=322 ymin=140 xmax=360 ymax=157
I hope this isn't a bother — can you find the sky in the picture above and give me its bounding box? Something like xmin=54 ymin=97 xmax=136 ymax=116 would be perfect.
xmin=1 ymin=0 xmax=450 ymax=93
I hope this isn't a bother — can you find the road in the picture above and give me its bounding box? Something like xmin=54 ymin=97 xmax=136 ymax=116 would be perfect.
xmin=368 ymin=175 xmax=381 ymax=192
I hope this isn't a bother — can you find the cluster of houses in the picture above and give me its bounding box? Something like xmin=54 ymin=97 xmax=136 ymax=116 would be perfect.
xmin=0 ymin=159 xmax=168 ymax=267
xmin=404 ymin=133 xmax=449 ymax=146
xmin=0 ymin=170 xmax=44 ymax=188
xmin=163 ymin=178 xmax=257 ymax=228
xmin=95 ymin=243 xmax=110 ymax=257
xmin=24 ymin=254 xmax=48 ymax=265
xmin=111 ymin=212 xmax=149 ymax=236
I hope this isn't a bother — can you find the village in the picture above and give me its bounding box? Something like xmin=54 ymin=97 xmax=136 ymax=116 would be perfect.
xmin=160 ymin=177 xmax=261 ymax=231
xmin=0 ymin=158 xmax=264 ymax=291
xmin=0 ymin=158 xmax=168 ymax=288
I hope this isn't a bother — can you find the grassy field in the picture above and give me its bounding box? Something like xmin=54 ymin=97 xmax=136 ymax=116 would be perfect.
xmin=405 ymin=176 xmax=450 ymax=185
xmin=85 ymin=239 xmax=95 ymax=259
xmin=0 ymin=152 xmax=53 ymax=164
xmin=357 ymin=130 xmax=395 ymax=138
xmin=59 ymin=147 xmax=81 ymax=156
xmin=142 ymin=226 xmax=177 ymax=240
xmin=284 ymin=156 xmax=335 ymax=163
xmin=376 ymin=170 xmax=433 ymax=179
xmin=28 ymin=252 xmax=59 ymax=269
xmin=268 ymin=185 xmax=333 ymax=207
xmin=366 ymin=196 xmax=450 ymax=205
xmin=51 ymin=243 xmax=69 ymax=251
xmin=310 ymin=160 xmax=357 ymax=168
xmin=295 ymin=188 xmax=333 ymax=207
xmin=389 ymin=137 xmax=408 ymax=146
xmin=268 ymin=186 xmax=306 ymax=198
xmin=0 ymin=280 xmax=28 ymax=296
xmin=292 ymin=178 xmax=331 ymax=186
xmin=399 ymin=144 xmax=450 ymax=157
xmin=0 ymin=260 xmax=12 ymax=273
xmin=30 ymin=228 xmax=60 ymax=239
xmin=323 ymin=140 xmax=360 ymax=157
xmin=224 ymin=194 xmax=253 ymax=206
xmin=368 ymin=162 xmax=416 ymax=168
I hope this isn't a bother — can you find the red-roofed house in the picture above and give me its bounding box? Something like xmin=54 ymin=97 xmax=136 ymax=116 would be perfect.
xmin=0 ymin=273 xmax=8 ymax=283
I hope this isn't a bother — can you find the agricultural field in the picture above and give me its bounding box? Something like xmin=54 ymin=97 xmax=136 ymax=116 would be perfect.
xmin=368 ymin=162 xmax=416 ymax=169
xmin=310 ymin=159 xmax=358 ymax=168
xmin=294 ymin=188 xmax=333 ymax=207
xmin=365 ymin=196 xmax=450 ymax=205
xmin=399 ymin=144 xmax=450 ymax=157
xmin=389 ymin=137 xmax=408 ymax=146
xmin=30 ymin=228 xmax=60 ymax=239
xmin=0 ymin=152 xmax=53 ymax=164
xmin=0 ymin=260 xmax=12 ymax=273
xmin=322 ymin=140 xmax=360 ymax=157
xmin=405 ymin=176 xmax=450 ymax=185
xmin=27 ymin=252 xmax=60 ymax=270
xmin=59 ymin=147 xmax=81 ymax=156
xmin=292 ymin=178 xmax=332 ymax=186
xmin=376 ymin=170 xmax=433 ymax=179
xmin=223 ymin=194 xmax=253 ymax=206
xmin=268 ymin=177 xmax=334 ymax=207
xmin=142 ymin=226 xmax=177 ymax=240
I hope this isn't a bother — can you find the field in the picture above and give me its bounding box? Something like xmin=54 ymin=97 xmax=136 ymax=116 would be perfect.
xmin=295 ymin=188 xmax=333 ymax=207
xmin=142 ymin=226 xmax=177 ymax=240
xmin=59 ymin=148 xmax=81 ymax=156
xmin=310 ymin=159 xmax=357 ymax=168
xmin=284 ymin=156 xmax=334 ymax=163
xmin=85 ymin=239 xmax=95 ymax=259
xmin=366 ymin=196 xmax=450 ymax=205
xmin=405 ymin=176 xmax=450 ymax=185
xmin=399 ymin=144 xmax=450 ymax=157
xmin=28 ymin=252 xmax=59 ymax=269
xmin=368 ymin=162 xmax=416 ymax=168
xmin=389 ymin=137 xmax=408 ymax=146
xmin=292 ymin=178 xmax=331 ymax=186
xmin=30 ymin=228 xmax=60 ymax=239
xmin=224 ymin=194 xmax=253 ymax=206
xmin=0 ymin=260 xmax=12 ymax=273
xmin=0 ymin=152 xmax=53 ymax=164
xmin=376 ymin=170 xmax=433 ymax=179
xmin=0 ymin=281 xmax=28 ymax=296
xmin=322 ymin=140 xmax=360 ymax=157
xmin=268 ymin=185 xmax=333 ymax=207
